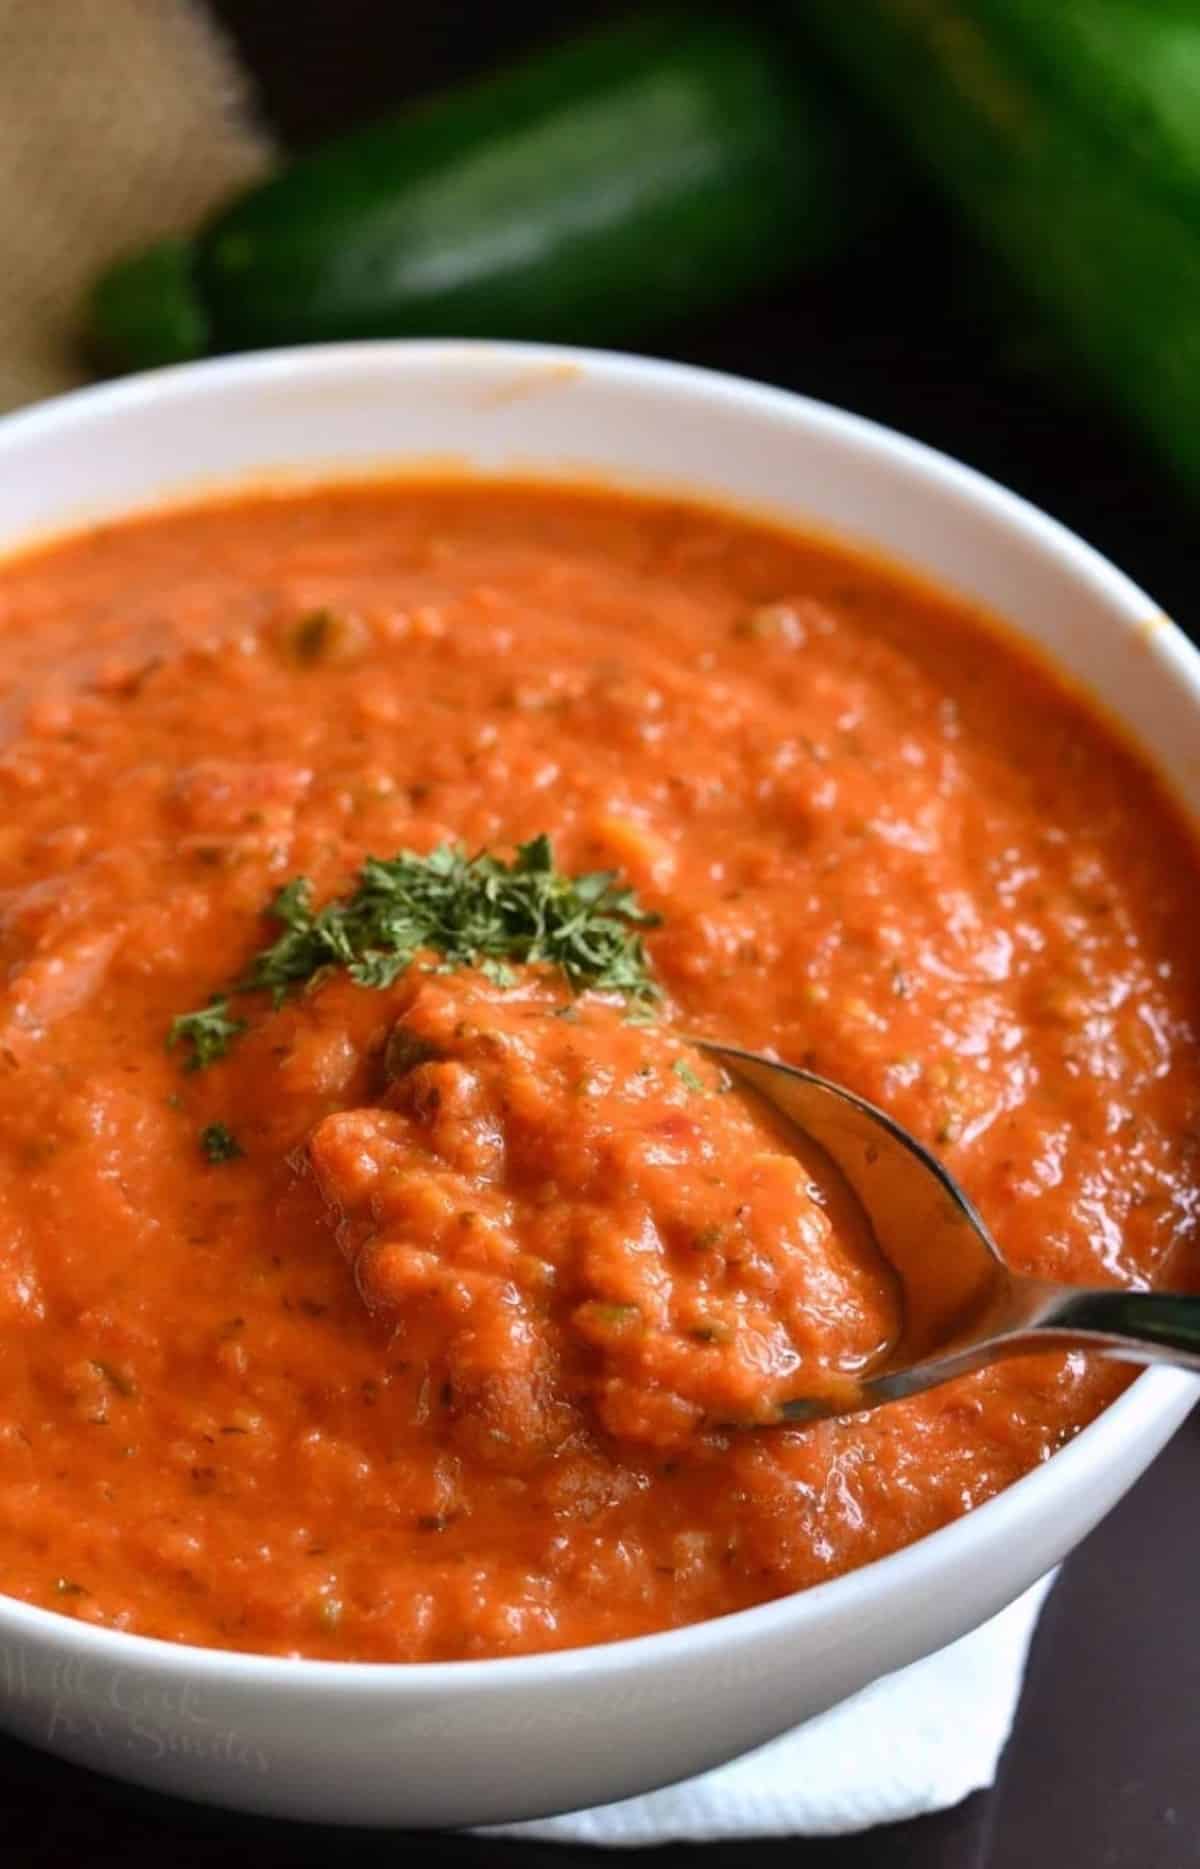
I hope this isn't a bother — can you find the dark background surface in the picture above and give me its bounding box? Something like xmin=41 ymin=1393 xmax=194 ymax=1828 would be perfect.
xmin=3 ymin=3 xmax=1198 ymax=1862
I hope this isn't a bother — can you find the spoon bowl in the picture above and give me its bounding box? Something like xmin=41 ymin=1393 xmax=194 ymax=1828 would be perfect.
xmin=702 ymin=1041 xmax=1200 ymax=1423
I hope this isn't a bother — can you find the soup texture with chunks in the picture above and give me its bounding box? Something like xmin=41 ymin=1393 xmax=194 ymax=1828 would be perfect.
xmin=0 ymin=479 xmax=1196 ymax=1661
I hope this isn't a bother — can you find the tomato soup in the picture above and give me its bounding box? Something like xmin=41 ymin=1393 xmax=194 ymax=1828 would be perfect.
xmin=0 ymin=480 xmax=1197 ymax=1662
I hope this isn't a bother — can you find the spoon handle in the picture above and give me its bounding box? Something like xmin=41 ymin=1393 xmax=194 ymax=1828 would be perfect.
xmin=1026 ymin=1285 xmax=1200 ymax=1372
xmin=776 ymin=1286 xmax=1200 ymax=1424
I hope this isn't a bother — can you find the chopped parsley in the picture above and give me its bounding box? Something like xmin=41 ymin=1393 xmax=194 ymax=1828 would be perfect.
xmin=91 ymin=1360 xmax=137 ymax=1398
xmin=577 ymin=1300 xmax=643 ymax=1336
xmin=168 ymin=998 xmax=246 ymax=1072
xmin=673 ymin=1059 xmax=709 ymax=1095
xmin=200 ymin=1122 xmax=244 ymax=1163
xmin=288 ymin=609 xmax=338 ymax=663
xmin=282 ymin=608 xmax=368 ymax=666
xmin=170 ymin=836 xmax=660 ymax=1069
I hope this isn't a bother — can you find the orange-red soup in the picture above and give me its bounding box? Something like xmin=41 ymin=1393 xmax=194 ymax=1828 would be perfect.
xmin=0 ymin=480 xmax=1197 ymax=1662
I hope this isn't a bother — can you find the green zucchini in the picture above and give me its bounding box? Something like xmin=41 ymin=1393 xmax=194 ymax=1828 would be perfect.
xmin=89 ymin=13 xmax=885 ymax=371
xmin=803 ymin=0 xmax=1200 ymax=496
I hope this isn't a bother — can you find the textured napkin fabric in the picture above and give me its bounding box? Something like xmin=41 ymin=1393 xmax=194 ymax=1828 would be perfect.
xmin=490 ymin=1574 xmax=1057 ymax=1847
xmin=0 ymin=0 xmax=274 ymax=413
xmin=0 ymin=6 xmax=1053 ymax=1844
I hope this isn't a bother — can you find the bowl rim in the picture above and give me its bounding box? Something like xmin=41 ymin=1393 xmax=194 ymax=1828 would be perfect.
xmin=0 ymin=336 xmax=1196 ymax=1695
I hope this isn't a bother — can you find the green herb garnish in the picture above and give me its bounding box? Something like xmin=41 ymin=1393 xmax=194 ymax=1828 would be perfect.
xmin=168 ymin=998 xmax=246 ymax=1072
xmin=91 ymin=1360 xmax=137 ymax=1398
xmin=673 ymin=1059 xmax=708 ymax=1095
xmin=576 ymin=1300 xmax=644 ymax=1337
xmin=282 ymin=608 xmax=368 ymax=666
xmin=171 ymin=837 xmax=660 ymax=1068
xmin=689 ymin=1320 xmax=733 ymax=1344
xmin=200 ymin=1122 xmax=244 ymax=1163
xmin=243 ymin=838 xmax=660 ymax=1002
xmin=289 ymin=609 xmax=338 ymax=662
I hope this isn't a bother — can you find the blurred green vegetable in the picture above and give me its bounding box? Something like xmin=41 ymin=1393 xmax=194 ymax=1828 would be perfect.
xmin=89 ymin=12 xmax=886 ymax=370
xmin=804 ymin=0 xmax=1200 ymax=496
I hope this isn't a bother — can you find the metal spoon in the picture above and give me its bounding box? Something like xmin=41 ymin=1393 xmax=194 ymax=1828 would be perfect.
xmin=700 ymin=1040 xmax=1200 ymax=1424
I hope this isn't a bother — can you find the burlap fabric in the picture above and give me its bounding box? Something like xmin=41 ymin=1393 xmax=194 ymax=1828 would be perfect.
xmin=0 ymin=0 xmax=273 ymax=411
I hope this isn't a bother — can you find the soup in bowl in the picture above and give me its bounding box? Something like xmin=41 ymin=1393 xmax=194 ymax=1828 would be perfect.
xmin=0 ymin=341 xmax=1195 ymax=1823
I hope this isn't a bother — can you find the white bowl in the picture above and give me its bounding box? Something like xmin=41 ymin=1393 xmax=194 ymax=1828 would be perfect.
xmin=0 ymin=341 xmax=1196 ymax=1827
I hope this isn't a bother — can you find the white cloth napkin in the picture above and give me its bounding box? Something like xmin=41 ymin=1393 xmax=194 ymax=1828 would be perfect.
xmin=487 ymin=1572 xmax=1056 ymax=1847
